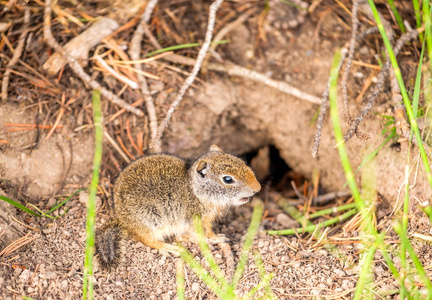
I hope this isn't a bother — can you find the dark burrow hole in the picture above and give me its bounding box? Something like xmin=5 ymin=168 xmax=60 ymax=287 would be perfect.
xmin=242 ymin=145 xmax=304 ymax=192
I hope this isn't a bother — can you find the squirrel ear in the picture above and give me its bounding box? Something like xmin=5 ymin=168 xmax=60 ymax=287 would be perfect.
xmin=209 ymin=144 xmax=223 ymax=152
xmin=196 ymin=160 xmax=209 ymax=178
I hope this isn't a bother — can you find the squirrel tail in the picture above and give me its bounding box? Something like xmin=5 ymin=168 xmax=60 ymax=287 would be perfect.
xmin=95 ymin=219 xmax=127 ymax=269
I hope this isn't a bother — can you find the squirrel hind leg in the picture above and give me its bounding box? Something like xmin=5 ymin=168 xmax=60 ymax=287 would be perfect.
xmin=130 ymin=228 xmax=182 ymax=257
xmin=95 ymin=220 xmax=127 ymax=269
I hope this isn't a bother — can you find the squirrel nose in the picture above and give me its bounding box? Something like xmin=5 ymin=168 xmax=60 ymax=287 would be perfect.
xmin=251 ymin=179 xmax=261 ymax=193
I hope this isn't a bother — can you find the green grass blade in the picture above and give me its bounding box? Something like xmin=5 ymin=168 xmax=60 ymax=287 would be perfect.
xmin=0 ymin=195 xmax=42 ymax=217
xmin=83 ymin=89 xmax=103 ymax=300
xmin=387 ymin=0 xmax=406 ymax=33
xmin=28 ymin=204 xmax=58 ymax=219
xmin=278 ymin=197 xmax=312 ymax=226
xmin=353 ymin=234 xmax=383 ymax=300
xmin=424 ymin=0 xmax=432 ymax=72
xmin=393 ymin=222 xmax=432 ymax=295
xmin=253 ymin=251 xmax=277 ymax=300
xmin=354 ymin=128 xmax=396 ymax=176
xmin=179 ymin=247 xmax=230 ymax=299
xmin=413 ymin=0 xmax=423 ymax=41
xmin=413 ymin=42 xmax=425 ymax=120
xmin=231 ymin=200 xmax=264 ymax=288
xmin=266 ymin=208 xmax=358 ymax=236
xmin=328 ymin=49 xmax=374 ymax=232
xmin=306 ymin=202 xmax=357 ymax=220
xmin=242 ymin=273 xmax=274 ymax=299
xmin=176 ymin=259 xmax=186 ymax=300
xmin=368 ymin=0 xmax=432 ymax=193
xmin=193 ymin=215 xmax=231 ymax=291
xmin=146 ymin=40 xmax=227 ymax=57
xmin=48 ymin=188 xmax=83 ymax=214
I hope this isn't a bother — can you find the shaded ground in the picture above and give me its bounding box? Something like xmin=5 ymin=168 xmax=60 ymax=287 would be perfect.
xmin=1 ymin=0 xmax=432 ymax=299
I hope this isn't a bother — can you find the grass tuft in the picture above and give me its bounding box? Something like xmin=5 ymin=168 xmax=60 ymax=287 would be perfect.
xmin=82 ymin=89 xmax=103 ymax=300
xmin=177 ymin=200 xmax=273 ymax=299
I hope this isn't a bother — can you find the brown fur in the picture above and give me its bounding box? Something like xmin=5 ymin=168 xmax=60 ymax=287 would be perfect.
xmin=95 ymin=145 xmax=260 ymax=269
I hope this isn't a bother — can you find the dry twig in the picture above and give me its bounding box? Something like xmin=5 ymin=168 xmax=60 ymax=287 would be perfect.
xmin=312 ymin=49 xmax=348 ymax=158
xmin=93 ymin=55 xmax=139 ymax=89
xmin=142 ymin=7 xmax=320 ymax=106
xmin=0 ymin=233 xmax=37 ymax=258
xmin=129 ymin=0 xmax=161 ymax=153
xmin=341 ymin=0 xmax=360 ymax=122
xmin=312 ymin=18 xmax=415 ymax=157
xmin=343 ymin=29 xmax=419 ymax=143
xmin=312 ymin=21 xmax=380 ymax=157
xmin=104 ymin=130 xmax=132 ymax=164
xmin=150 ymin=0 xmax=225 ymax=148
xmin=1 ymin=8 xmax=30 ymax=102
xmin=43 ymin=0 xmax=144 ymax=116
xmin=162 ymin=53 xmax=321 ymax=104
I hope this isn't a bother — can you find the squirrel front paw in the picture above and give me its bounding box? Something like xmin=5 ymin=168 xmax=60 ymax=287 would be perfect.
xmin=159 ymin=243 xmax=182 ymax=257
xmin=207 ymin=234 xmax=230 ymax=244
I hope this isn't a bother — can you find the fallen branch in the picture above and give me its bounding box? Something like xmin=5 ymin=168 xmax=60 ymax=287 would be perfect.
xmin=162 ymin=53 xmax=321 ymax=104
xmin=150 ymin=0 xmax=225 ymax=148
xmin=42 ymin=17 xmax=119 ymax=75
xmin=43 ymin=0 xmax=144 ymax=116
xmin=129 ymin=0 xmax=161 ymax=153
xmin=2 ymin=8 xmax=30 ymax=102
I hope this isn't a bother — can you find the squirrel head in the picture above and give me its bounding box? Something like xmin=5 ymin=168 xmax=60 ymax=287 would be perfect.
xmin=190 ymin=145 xmax=261 ymax=207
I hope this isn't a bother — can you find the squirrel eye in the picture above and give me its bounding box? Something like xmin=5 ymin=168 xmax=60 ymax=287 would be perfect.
xmin=222 ymin=176 xmax=235 ymax=184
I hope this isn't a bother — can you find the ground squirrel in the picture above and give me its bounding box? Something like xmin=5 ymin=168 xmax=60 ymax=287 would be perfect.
xmin=95 ymin=145 xmax=261 ymax=268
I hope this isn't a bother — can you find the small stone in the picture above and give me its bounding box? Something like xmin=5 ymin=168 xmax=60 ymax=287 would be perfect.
xmin=393 ymin=256 xmax=401 ymax=268
xmin=47 ymin=198 xmax=56 ymax=207
xmin=79 ymin=191 xmax=89 ymax=204
xmin=45 ymin=272 xmax=57 ymax=280
xmin=135 ymin=242 xmax=144 ymax=249
xmin=275 ymin=212 xmax=296 ymax=228
xmin=115 ymin=281 xmax=123 ymax=287
xmin=359 ymin=46 xmax=369 ymax=55
xmin=13 ymin=267 xmax=23 ymax=276
xmin=311 ymin=289 xmax=321 ymax=296
xmin=191 ymin=282 xmax=200 ymax=292
xmin=316 ymin=249 xmax=328 ymax=256
xmin=161 ymin=293 xmax=170 ymax=300
xmin=375 ymin=265 xmax=384 ymax=274
xmin=333 ymin=268 xmax=346 ymax=277
xmin=42 ymin=227 xmax=53 ymax=234
xmin=61 ymin=280 xmax=68 ymax=289
xmin=19 ymin=269 xmax=31 ymax=281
